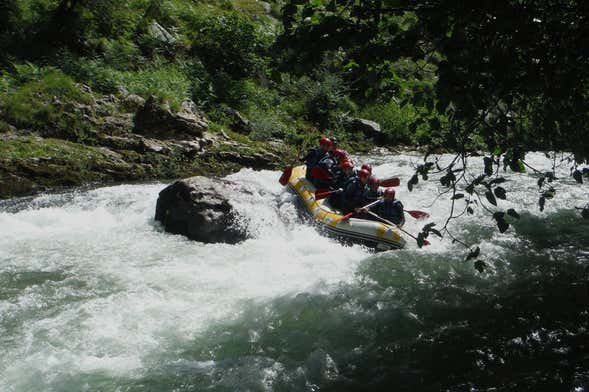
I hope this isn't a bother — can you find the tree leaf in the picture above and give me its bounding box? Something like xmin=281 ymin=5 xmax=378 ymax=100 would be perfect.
xmin=494 ymin=186 xmax=507 ymax=200
xmin=543 ymin=188 xmax=555 ymax=199
xmin=407 ymin=174 xmax=418 ymax=192
xmin=465 ymin=183 xmax=475 ymax=194
xmin=539 ymin=196 xmax=546 ymax=211
xmin=485 ymin=190 xmax=497 ymax=206
xmin=452 ymin=193 xmax=465 ymax=200
xmin=496 ymin=218 xmax=509 ymax=233
xmin=507 ymin=208 xmax=520 ymax=219
xmin=467 ymin=207 xmax=474 ymax=215
xmin=573 ymin=170 xmax=583 ymax=184
xmin=424 ymin=223 xmax=437 ymax=230
xmin=537 ymin=176 xmax=545 ymax=188
xmin=493 ymin=212 xmax=505 ymax=220
xmin=509 ymin=159 xmax=526 ymax=173
xmin=492 ymin=212 xmax=509 ymax=232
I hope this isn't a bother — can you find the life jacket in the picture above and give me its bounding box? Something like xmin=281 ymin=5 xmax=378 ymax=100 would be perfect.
xmin=363 ymin=188 xmax=383 ymax=203
xmin=310 ymin=155 xmax=336 ymax=181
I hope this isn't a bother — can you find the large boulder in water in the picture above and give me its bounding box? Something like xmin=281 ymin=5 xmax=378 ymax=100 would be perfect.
xmin=155 ymin=177 xmax=247 ymax=244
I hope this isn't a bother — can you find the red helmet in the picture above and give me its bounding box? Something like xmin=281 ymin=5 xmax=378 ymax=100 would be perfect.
xmin=319 ymin=137 xmax=332 ymax=148
xmin=361 ymin=163 xmax=372 ymax=174
xmin=340 ymin=160 xmax=354 ymax=169
xmin=358 ymin=169 xmax=370 ymax=179
xmin=384 ymin=187 xmax=396 ymax=198
xmin=333 ymin=149 xmax=347 ymax=161
xmin=369 ymin=176 xmax=380 ymax=186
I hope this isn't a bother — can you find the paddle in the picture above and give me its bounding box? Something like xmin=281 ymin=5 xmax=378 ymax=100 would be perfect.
xmin=379 ymin=176 xmax=401 ymax=187
xmin=337 ymin=199 xmax=382 ymax=222
xmin=279 ymin=165 xmax=293 ymax=186
xmin=406 ymin=210 xmax=430 ymax=219
xmin=366 ymin=210 xmax=430 ymax=246
xmin=315 ymin=188 xmax=342 ymax=200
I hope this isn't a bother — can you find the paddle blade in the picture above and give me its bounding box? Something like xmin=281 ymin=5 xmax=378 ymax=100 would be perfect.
xmin=337 ymin=212 xmax=354 ymax=222
xmin=406 ymin=210 xmax=430 ymax=219
xmin=380 ymin=177 xmax=400 ymax=187
xmin=279 ymin=166 xmax=293 ymax=186
xmin=315 ymin=189 xmax=331 ymax=199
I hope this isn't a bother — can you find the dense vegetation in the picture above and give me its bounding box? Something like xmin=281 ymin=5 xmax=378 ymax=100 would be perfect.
xmin=0 ymin=0 xmax=445 ymax=151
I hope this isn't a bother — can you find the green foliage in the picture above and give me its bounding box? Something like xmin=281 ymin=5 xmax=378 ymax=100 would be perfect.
xmin=279 ymin=69 xmax=356 ymax=129
xmin=249 ymin=109 xmax=291 ymax=141
xmin=0 ymin=67 xmax=93 ymax=140
xmin=359 ymin=100 xmax=418 ymax=144
xmin=117 ymin=59 xmax=191 ymax=111
xmin=188 ymin=9 xmax=266 ymax=79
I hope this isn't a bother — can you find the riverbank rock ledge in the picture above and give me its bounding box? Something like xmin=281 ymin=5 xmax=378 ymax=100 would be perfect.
xmin=134 ymin=96 xmax=208 ymax=138
xmin=155 ymin=177 xmax=247 ymax=244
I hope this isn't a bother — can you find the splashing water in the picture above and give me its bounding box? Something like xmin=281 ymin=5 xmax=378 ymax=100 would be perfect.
xmin=1 ymin=153 xmax=588 ymax=391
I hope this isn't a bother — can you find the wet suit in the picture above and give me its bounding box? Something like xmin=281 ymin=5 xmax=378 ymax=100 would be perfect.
xmin=363 ymin=187 xmax=383 ymax=204
xmin=341 ymin=177 xmax=367 ymax=213
xmin=369 ymin=199 xmax=405 ymax=226
xmin=327 ymin=170 xmax=356 ymax=211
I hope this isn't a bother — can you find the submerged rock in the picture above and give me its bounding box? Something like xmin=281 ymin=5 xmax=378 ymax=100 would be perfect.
xmin=155 ymin=177 xmax=247 ymax=244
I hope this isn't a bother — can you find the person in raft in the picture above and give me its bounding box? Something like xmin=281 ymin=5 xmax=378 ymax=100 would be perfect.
xmin=310 ymin=148 xmax=338 ymax=188
xmin=301 ymin=137 xmax=332 ymax=180
xmin=357 ymin=187 xmax=405 ymax=226
xmin=341 ymin=168 xmax=371 ymax=213
xmin=327 ymin=160 xmax=357 ymax=210
xmin=360 ymin=163 xmax=372 ymax=176
xmin=363 ymin=176 xmax=383 ymax=203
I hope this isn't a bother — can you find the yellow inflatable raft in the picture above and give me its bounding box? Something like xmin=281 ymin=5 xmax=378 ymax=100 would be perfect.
xmin=286 ymin=165 xmax=406 ymax=250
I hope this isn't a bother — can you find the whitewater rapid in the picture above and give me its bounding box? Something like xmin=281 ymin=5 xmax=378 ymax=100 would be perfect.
xmin=0 ymin=152 xmax=587 ymax=391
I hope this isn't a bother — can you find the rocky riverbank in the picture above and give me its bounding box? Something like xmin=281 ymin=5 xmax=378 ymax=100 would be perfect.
xmin=0 ymin=86 xmax=294 ymax=199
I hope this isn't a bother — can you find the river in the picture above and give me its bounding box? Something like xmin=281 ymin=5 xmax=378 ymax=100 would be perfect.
xmin=1 ymin=152 xmax=588 ymax=391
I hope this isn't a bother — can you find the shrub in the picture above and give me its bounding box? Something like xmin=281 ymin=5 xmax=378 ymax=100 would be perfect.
xmin=58 ymin=53 xmax=120 ymax=94
xmin=280 ymin=70 xmax=356 ymax=129
xmin=359 ymin=100 xmax=418 ymax=144
xmin=1 ymin=69 xmax=93 ymax=140
xmin=188 ymin=10 xmax=265 ymax=79
xmin=249 ymin=109 xmax=290 ymax=141
xmin=117 ymin=59 xmax=191 ymax=111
